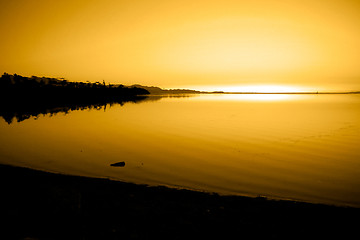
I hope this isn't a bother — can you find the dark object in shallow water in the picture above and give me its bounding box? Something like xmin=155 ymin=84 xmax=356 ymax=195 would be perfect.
xmin=110 ymin=161 xmax=125 ymax=167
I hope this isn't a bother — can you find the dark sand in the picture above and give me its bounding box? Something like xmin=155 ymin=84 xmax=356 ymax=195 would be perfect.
xmin=1 ymin=164 xmax=359 ymax=240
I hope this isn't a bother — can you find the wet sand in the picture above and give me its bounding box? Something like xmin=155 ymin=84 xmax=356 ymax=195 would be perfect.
xmin=1 ymin=164 xmax=359 ymax=240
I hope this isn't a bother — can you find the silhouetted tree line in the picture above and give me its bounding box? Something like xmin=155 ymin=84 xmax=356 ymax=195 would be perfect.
xmin=0 ymin=73 xmax=150 ymax=124
xmin=0 ymin=73 xmax=149 ymax=100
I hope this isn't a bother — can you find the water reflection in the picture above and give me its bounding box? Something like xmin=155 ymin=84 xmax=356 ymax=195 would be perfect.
xmin=0 ymin=94 xmax=200 ymax=124
xmin=0 ymin=93 xmax=319 ymax=125
xmin=0 ymin=93 xmax=359 ymax=207
xmin=0 ymin=96 xmax=150 ymax=124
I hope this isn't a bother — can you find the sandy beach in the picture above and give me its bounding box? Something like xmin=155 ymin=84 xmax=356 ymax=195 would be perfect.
xmin=1 ymin=163 xmax=359 ymax=240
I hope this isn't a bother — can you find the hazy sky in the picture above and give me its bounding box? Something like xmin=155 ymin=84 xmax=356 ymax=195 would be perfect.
xmin=1 ymin=0 xmax=360 ymax=90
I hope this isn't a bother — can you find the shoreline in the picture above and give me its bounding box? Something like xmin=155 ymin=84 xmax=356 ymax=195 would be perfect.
xmin=1 ymin=163 xmax=359 ymax=239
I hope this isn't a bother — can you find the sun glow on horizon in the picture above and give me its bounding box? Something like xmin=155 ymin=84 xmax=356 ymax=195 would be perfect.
xmin=199 ymin=93 xmax=298 ymax=102
xmin=185 ymin=84 xmax=310 ymax=93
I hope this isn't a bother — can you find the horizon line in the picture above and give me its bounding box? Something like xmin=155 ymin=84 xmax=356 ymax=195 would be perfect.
xmin=199 ymin=91 xmax=360 ymax=94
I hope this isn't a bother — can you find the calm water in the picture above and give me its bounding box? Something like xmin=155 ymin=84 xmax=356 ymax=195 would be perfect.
xmin=1 ymin=94 xmax=360 ymax=207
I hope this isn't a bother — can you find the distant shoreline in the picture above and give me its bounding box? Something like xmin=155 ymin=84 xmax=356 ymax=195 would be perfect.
xmin=200 ymin=91 xmax=360 ymax=94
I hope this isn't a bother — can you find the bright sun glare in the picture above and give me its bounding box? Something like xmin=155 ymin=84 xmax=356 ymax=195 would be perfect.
xmin=190 ymin=85 xmax=305 ymax=93
xmin=223 ymin=85 xmax=304 ymax=93
xmin=206 ymin=94 xmax=297 ymax=101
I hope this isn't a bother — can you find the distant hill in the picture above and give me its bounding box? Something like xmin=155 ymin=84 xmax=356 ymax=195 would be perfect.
xmin=131 ymin=84 xmax=201 ymax=95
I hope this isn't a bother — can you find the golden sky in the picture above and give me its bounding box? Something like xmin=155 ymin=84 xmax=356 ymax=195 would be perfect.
xmin=1 ymin=0 xmax=360 ymax=90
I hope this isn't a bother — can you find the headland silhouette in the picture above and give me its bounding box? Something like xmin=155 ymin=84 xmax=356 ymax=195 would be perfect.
xmin=0 ymin=73 xmax=150 ymax=124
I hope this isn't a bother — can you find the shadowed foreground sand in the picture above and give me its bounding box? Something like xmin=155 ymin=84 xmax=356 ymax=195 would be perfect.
xmin=0 ymin=164 xmax=359 ymax=240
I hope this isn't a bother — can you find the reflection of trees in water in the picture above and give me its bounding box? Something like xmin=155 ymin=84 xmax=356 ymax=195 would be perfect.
xmin=0 ymin=96 xmax=150 ymax=124
xmin=0 ymin=94 xmax=198 ymax=124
